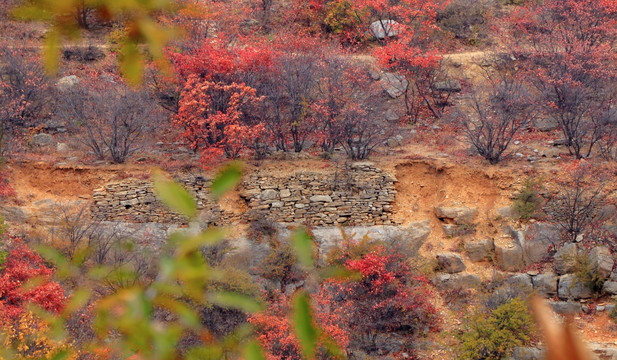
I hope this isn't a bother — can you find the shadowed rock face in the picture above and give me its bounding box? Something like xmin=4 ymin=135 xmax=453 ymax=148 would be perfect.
xmin=436 ymin=252 xmax=466 ymax=273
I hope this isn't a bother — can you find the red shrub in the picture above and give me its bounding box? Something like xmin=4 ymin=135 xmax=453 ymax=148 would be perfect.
xmin=0 ymin=243 xmax=66 ymax=320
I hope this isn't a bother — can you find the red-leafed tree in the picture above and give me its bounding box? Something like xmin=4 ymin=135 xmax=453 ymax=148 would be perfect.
xmin=325 ymin=245 xmax=439 ymax=352
xmin=248 ymin=292 xmax=349 ymax=360
xmin=175 ymin=77 xmax=266 ymax=164
xmin=506 ymin=0 xmax=617 ymax=158
xmin=0 ymin=243 xmax=66 ymax=320
xmin=369 ymin=0 xmax=453 ymax=122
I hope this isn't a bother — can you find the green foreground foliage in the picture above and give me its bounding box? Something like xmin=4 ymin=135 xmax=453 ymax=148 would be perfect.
xmin=0 ymin=163 xmax=341 ymax=360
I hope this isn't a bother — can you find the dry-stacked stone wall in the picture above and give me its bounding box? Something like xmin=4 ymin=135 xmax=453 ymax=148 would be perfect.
xmin=240 ymin=162 xmax=397 ymax=226
xmin=91 ymin=162 xmax=397 ymax=225
xmin=91 ymin=177 xmax=227 ymax=224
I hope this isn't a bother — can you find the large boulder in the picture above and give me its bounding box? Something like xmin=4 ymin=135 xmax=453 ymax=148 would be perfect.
xmin=532 ymin=272 xmax=558 ymax=297
xmin=380 ymin=72 xmax=408 ymax=98
xmin=558 ymin=274 xmax=593 ymax=300
xmin=494 ymin=235 xmax=524 ymax=272
xmin=30 ymin=133 xmax=54 ymax=147
xmin=434 ymin=206 xmax=477 ymax=225
xmin=56 ymin=75 xmax=79 ymax=91
xmin=314 ymin=223 xmax=430 ymax=259
xmin=465 ymin=238 xmax=494 ymax=262
xmin=589 ymin=246 xmax=614 ymax=280
xmin=369 ymin=20 xmax=401 ymax=39
xmin=554 ymin=243 xmax=578 ymax=275
xmin=436 ymin=252 xmax=466 ymax=273
xmin=524 ymin=223 xmax=559 ymax=264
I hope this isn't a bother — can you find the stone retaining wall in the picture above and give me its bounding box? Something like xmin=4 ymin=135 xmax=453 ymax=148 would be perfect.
xmin=91 ymin=177 xmax=228 ymax=224
xmin=91 ymin=162 xmax=398 ymax=226
xmin=240 ymin=162 xmax=397 ymax=226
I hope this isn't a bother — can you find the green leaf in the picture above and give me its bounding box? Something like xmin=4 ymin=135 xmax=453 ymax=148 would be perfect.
xmin=293 ymin=292 xmax=318 ymax=360
xmin=243 ymin=340 xmax=266 ymax=360
xmin=208 ymin=292 xmax=264 ymax=313
xmin=319 ymin=265 xmax=362 ymax=281
xmin=43 ymin=29 xmax=61 ymax=75
xmin=119 ymin=41 xmax=144 ymax=86
xmin=210 ymin=161 xmax=243 ymax=199
xmin=177 ymin=228 xmax=226 ymax=257
xmin=153 ymin=172 xmax=197 ymax=218
xmin=64 ymin=288 xmax=91 ymax=314
xmin=292 ymin=228 xmax=314 ymax=269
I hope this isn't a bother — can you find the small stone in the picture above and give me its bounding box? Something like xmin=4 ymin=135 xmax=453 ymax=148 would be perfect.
xmin=56 ymin=142 xmax=69 ymax=153
xmin=309 ymin=195 xmax=332 ymax=202
xmin=261 ymin=189 xmax=278 ymax=200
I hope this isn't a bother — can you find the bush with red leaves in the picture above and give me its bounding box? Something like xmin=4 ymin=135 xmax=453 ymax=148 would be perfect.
xmin=0 ymin=243 xmax=66 ymax=320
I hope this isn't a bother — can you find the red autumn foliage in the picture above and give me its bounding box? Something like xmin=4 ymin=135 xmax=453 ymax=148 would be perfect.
xmin=175 ymin=78 xmax=266 ymax=165
xmin=0 ymin=243 xmax=67 ymax=321
xmin=248 ymin=291 xmax=349 ymax=360
xmin=371 ymin=0 xmax=452 ymax=122
xmin=325 ymin=245 xmax=440 ymax=352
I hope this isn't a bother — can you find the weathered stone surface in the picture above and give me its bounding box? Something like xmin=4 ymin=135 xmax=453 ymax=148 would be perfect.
xmin=589 ymin=343 xmax=617 ymax=360
xmin=381 ymin=72 xmax=408 ymax=98
xmin=510 ymin=344 xmax=617 ymax=360
xmin=508 ymin=347 xmax=544 ymax=360
xmin=554 ymin=243 xmax=578 ymax=275
xmin=532 ymin=272 xmax=558 ymax=297
xmin=434 ymin=206 xmax=477 ymax=225
xmin=434 ymin=273 xmax=481 ymax=290
xmin=31 ymin=133 xmax=54 ymax=147
xmin=549 ymin=301 xmax=582 ymax=315
xmin=433 ymin=79 xmax=462 ymax=93
xmin=369 ymin=20 xmax=401 ymax=39
xmin=497 ymin=206 xmax=518 ymax=219
xmin=603 ymin=281 xmax=617 ymax=295
xmin=56 ymin=75 xmax=79 ymax=91
xmin=465 ymin=238 xmax=494 ymax=262
xmin=589 ymin=246 xmax=614 ymax=279
xmin=0 ymin=206 xmax=27 ymax=223
xmin=56 ymin=142 xmax=70 ymax=153
xmin=261 ymin=189 xmax=278 ymax=200
xmin=533 ymin=117 xmax=559 ymax=132
xmin=506 ymin=273 xmax=533 ymax=294
xmin=494 ymin=235 xmax=524 ymax=272
xmin=385 ymin=109 xmax=400 ymax=122
xmin=558 ymin=274 xmax=593 ymax=300
xmin=92 ymin=163 xmax=397 ymax=226
xmin=524 ymin=223 xmax=559 ymax=264
xmin=436 ymin=252 xmax=466 ymax=273
xmin=314 ymin=222 xmax=430 ymax=259
xmin=309 ymin=195 xmax=332 ymax=203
